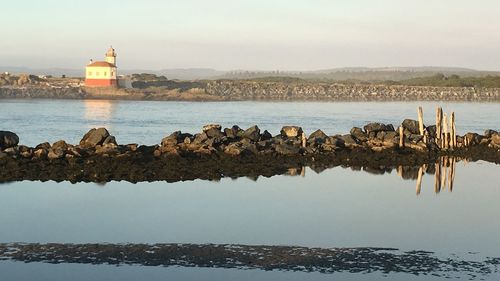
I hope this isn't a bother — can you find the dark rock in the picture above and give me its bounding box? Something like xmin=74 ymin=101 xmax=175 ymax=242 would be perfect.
xmin=402 ymin=119 xmax=421 ymax=134
xmin=426 ymin=125 xmax=437 ymax=138
xmin=383 ymin=131 xmax=397 ymax=143
xmin=243 ymin=125 xmax=260 ymax=142
xmin=0 ymin=131 xmax=19 ymax=149
xmin=308 ymin=129 xmax=328 ymax=144
xmin=409 ymin=134 xmax=423 ymax=143
xmin=363 ymin=122 xmax=391 ymax=134
xmin=103 ymin=135 xmax=117 ymax=145
xmin=260 ymin=130 xmax=272 ymax=141
xmin=35 ymin=142 xmax=51 ymax=150
xmin=350 ymin=127 xmax=367 ymax=142
xmin=280 ymin=126 xmax=303 ymax=138
xmin=80 ymin=128 xmax=110 ymax=147
xmin=485 ymin=129 xmax=498 ymax=138
xmin=339 ymin=134 xmax=358 ymax=146
xmin=47 ymin=148 xmax=64 ymax=160
xmin=274 ymin=144 xmax=300 ymax=155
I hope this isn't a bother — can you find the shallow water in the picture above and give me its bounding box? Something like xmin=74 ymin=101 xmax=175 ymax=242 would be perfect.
xmin=1 ymin=99 xmax=498 ymax=146
xmin=0 ymin=100 xmax=499 ymax=280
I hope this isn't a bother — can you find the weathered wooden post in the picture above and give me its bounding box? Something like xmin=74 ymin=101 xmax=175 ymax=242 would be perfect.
xmin=451 ymin=112 xmax=457 ymax=148
xmin=436 ymin=107 xmax=442 ymax=147
xmin=399 ymin=126 xmax=404 ymax=148
xmin=443 ymin=113 xmax=449 ymax=149
xmin=301 ymin=132 xmax=307 ymax=148
xmin=418 ymin=106 xmax=426 ymax=143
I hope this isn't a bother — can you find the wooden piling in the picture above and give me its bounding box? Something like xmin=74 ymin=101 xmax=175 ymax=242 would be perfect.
xmin=443 ymin=113 xmax=449 ymax=149
xmin=416 ymin=166 xmax=423 ymax=195
xmin=451 ymin=112 xmax=457 ymax=148
xmin=436 ymin=107 xmax=442 ymax=147
xmin=399 ymin=126 xmax=404 ymax=148
xmin=301 ymin=132 xmax=307 ymax=148
xmin=418 ymin=106 xmax=426 ymax=143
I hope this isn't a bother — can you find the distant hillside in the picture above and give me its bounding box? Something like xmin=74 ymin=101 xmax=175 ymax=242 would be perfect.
xmin=2 ymin=66 xmax=499 ymax=81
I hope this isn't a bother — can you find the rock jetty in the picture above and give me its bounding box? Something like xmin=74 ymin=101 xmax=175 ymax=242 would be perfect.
xmin=1 ymin=121 xmax=498 ymax=183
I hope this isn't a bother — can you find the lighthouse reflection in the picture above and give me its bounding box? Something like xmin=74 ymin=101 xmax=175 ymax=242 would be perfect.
xmin=84 ymin=100 xmax=114 ymax=129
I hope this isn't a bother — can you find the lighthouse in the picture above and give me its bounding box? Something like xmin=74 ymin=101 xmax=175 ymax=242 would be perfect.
xmin=85 ymin=46 xmax=118 ymax=87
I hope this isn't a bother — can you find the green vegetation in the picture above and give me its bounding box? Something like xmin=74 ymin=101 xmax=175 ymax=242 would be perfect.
xmin=392 ymin=74 xmax=500 ymax=88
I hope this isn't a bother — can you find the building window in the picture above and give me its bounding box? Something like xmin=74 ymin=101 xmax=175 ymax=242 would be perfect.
xmin=111 ymin=71 xmax=114 ymax=76
xmin=104 ymin=72 xmax=107 ymax=76
xmin=88 ymin=72 xmax=92 ymax=76
xmin=96 ymin=72 xmax=99 ymax=76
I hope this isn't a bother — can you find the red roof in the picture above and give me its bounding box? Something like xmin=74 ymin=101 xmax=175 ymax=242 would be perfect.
xmin=87 ymin=61 xmax=116 ymax=67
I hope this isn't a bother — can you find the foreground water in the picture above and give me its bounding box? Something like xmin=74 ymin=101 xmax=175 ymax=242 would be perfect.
xmin=1 ymin=99 xmax=498 ymax=146
xmin=1 ymin=160 xmax=499 ymax=280
xmin=1 ymin=99 xmax=499 ymax=280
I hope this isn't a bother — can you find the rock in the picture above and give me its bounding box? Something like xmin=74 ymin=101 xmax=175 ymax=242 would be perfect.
xmin=363 ymin=123 xmax=392 ymax=134
xmin=426 ymin=125 xmax=437 ymax=138
xmin=490 ymin=133 xmax=500 ymax=147
xmin=260 ymin=130 xmax=272 ymax=141
xmin=80 ymin=128 xmax=110 ymax=147
xmin=402 ymin=119 xmax=421 ymax=134
xmin=205 ymin=128 xmax=224 ymax=139
xmin=408 ymin=134 xmax=423 ymax=143
xmin=202 ymin=124 xmax=222 ymax=133
xmin=485 ymin=129 xmax=498 ymax=138
xmin=350 ymin=127 xmax=367 ymax=142
xmin=326 ymin=136 xmax=346 ymax=148
xmin=0 ymin=151 xmax=7 ymax=159
xmin=224 ymin=126 xmax=239 ymax=139
xmin=308 ymin=129 xmax=328 ymax=145
xmin=243 ymin=125 xmax=260 ymax=142
xmin=95 ymin=144 xmax=119 ymax=155
xmin=0 ymin=131 xmax=19 ymax=149
xmin=193 ymin=132 xmax=208 ymax=144
xmin=3 ymin=147 xmax=19 ymax=156
xmin=52 ymin=140 xmax=68 ymax=150
xmin=274 ymin=144 xmax=300 ymax=155
xmin=103 ymin=135 xmax=117 ymax=145
xmin=224 ymin=142 xmax=256 ymax=156
xmin=35 ymin=142 xmax=51 ymax=150
xmin=47 ymin=148 xmax=64 ymax=160
xmin=161 ymin=131 xmax=181 ymax=146
xmin=280 ymin=126 xmax=303 ymax=138
xmin=339 ymin=134 xmax=358 ymax=146
xmin=383 ymin=131 xmax=398 ymax=143
xmin=32 ymin=148 xmax=47 ymax=159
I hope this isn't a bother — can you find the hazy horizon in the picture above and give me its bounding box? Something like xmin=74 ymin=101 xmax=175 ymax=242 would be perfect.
xmin=1 ymin=0 xmax=499 ymax=71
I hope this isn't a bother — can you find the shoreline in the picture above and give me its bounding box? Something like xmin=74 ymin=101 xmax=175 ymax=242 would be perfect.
xmin=2 ymin=81 xmax=500 ymax=101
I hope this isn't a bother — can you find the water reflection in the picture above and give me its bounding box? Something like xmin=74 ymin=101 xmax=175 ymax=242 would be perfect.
xmin=84 ymin=100 xmax=114 ymax=128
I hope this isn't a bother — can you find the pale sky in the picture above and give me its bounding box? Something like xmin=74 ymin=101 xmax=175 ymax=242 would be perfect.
xmin=1 ymin=0 xmax=499 ymax=70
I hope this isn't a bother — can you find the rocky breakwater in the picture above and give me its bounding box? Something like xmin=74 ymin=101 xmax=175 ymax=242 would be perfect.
xmin=1 ymin=123 xmax=499 ymax=183
xmin=206 ymin=80 xmax=500 ymax=101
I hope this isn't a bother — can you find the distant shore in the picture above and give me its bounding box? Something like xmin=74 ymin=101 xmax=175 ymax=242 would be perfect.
xmin=1 ymin=81 xmax=500 ymax=101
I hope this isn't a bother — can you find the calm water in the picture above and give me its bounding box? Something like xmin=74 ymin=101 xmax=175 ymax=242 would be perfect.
xmin=0 ymin=99 xmax=498 ymax=146
xmin=0 ymin=99 xmax=499 ymax=280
